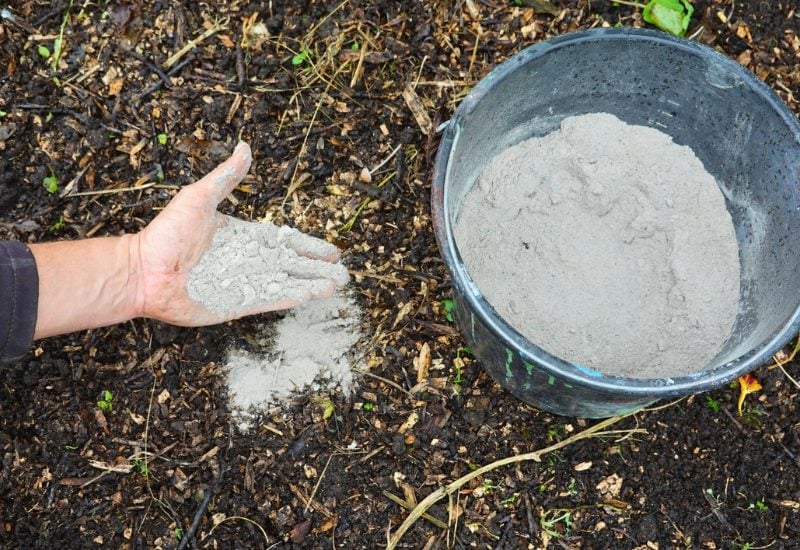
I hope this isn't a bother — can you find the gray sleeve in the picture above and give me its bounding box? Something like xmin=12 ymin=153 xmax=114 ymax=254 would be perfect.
xmin=0 ymin=241 xmax=39 ymax=363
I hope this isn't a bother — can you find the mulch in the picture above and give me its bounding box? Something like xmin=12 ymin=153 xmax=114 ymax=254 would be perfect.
xmin=0 ymin=0 xmax=799 ymax=548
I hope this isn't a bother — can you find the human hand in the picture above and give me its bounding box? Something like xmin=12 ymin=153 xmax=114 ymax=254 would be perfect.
xmin=131 ymin=141 xmax=348 ymax=326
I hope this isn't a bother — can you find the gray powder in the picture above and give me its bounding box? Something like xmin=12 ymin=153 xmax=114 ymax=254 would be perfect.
xmin=187 ymin=218 xmax=349 ymax=316
xmin=454 ymin=113 xmax=740 ymax=378
xmin=225 ymin=292 xmax=362 ymax=429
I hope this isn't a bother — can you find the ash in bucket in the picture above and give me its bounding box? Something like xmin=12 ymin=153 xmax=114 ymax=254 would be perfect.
xmin=453 ymin=113 xmax=740 ymax=379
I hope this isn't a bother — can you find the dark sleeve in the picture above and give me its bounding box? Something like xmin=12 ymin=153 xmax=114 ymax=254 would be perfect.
xmin=0 ymin=241 xmax=39 ymax=363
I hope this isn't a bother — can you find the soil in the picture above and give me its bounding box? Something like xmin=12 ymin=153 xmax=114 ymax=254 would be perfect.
xmin=1 ymin=1 xmax=799 ymax=548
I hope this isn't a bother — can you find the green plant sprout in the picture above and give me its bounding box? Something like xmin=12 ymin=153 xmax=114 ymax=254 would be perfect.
xmin=96 ymin=390 xmax=113 ymax=412
xmin=43 ymin=172 xmax=59 ymax=194
xmin=37 ymin=44 xmax=51 ymax=58
xmin=746 ymin=500 xmax=768 ymax=512
xmin=292 ymin=48 xmax=312 ymax=66
xmin=613 ymin=0 xmax=693 ymax=36
xmin=50 ymin=0 xmax=73 ymax=71
xmin=350 ymin=40 xmax=359 ymax=51
xmin=500 ymin=493 xmax=518 ymax=506
xmin=49 ymin=214 xmax=66 ymax=233
xmin=132 ymin=456 xmax=149 ymax=476
xmin=441 ymin=299 xmax=456 ymax=322
xmin=362 ymin=402 xmax=374 ymax=412
xmin=705 ymin=395 xmax=721 ymax=413
xmin=540 ymin=509 xmax=573 ymax=538
xmin=157 ymin=133 xmax=168 ymax=145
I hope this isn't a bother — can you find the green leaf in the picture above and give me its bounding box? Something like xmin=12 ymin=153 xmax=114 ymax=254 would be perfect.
xmin=0 ymin=111 xmax=7 ymax=118
xmin=103 ymin=390 xmax=113 ymax=402
xmin=37 ymin=44 xmax=51 ymax=58
xmin=441 ymin=299 xmax=456 ymax=322
xmin=51 ymin=37 xmax=62 ymax=67
xmin=43 ymin=175 xmax=59 ymax=193
xmin=157 ymin=133 xmax=168 ymax=145
xmin=292 ymin=48 xmax=311 ymax=65
xmin=321 ymin=398 xmax=335 ymax=420
xmin=362 ymin=402 xmax=374 ymax=412
xmin=350 ymin=40 xmax=359 ymax=51
xmin=643 ymin=0 xmax=694 ymax=36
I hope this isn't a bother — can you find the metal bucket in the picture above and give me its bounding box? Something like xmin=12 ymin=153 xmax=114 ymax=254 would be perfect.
xmin=432 ymin=28 xmax=800 ymax=418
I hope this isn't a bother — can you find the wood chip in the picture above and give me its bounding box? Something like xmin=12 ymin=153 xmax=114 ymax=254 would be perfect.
xmin=402 ymin=84 xmax=433 ymax=136
xmin=414 ymin=343 xmax=431 ymax=384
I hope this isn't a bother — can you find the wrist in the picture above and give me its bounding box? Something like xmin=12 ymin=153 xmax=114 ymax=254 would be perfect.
xmin=122 ymin=233 xmax=147 ymax=321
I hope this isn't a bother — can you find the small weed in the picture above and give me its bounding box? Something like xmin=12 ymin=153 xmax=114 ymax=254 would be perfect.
xmin=350 ymin=40 xmax=359 ymax=51
xmin=540 ymin=509 xmax=573 ymax=538
xmin=441 ymin=299 xmax=456 ymax=322
xmin=500 ymin=493 xmax=518 ymax=506
xmin=362 ymin=402 xmax=374 ymax=412
xmin=37 ymin=44 xmax=51 ymax=58
xmin=453 ymin=362 xmax=464 ymax=385
xmin=96 ymin=390 xmax=113 ymax=411
xmin=705 ymin=395 xmax=721 ymax=413
xmin=546 ymin=424 xmax=561 ymax=443
xmin=45 ymin=112 xmax=54 ymax=123
xmin=43 ymin=172 xmax=59 ymax=194
xmin=746 ymin=500 xmax=769 ymax=512
xmin=292 ymin=48 xmax=312 ymax=66
xmin=174 ymin=527 xmax=183 ymax=540
xmin=48 ymin=214 xmax=66 ymax=233
xmin=155 ymin=163 xmax=165 ymax=183
xmin=157 ymin=132 xmax=168 ymax=145
xmin=481 ymin=480 xmax=500 ymax=493
xmin=132 ymin=457 xmax=149 ymax=476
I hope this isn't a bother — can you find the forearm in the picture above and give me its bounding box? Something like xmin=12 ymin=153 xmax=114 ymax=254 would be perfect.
xmin=29 ymin=234 xmax=143 ymax=339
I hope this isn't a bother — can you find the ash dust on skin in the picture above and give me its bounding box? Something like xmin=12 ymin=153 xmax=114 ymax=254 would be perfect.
xmin=0 ymin=0 xmax=798 ymax=548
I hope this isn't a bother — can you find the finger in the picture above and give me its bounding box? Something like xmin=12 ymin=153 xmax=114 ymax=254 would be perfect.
xmin=194 ymin=141 xmax=253 ymax=205
xmin=275 ymin=224 xmax=341 ymax=262
xmin=284 ymin=256 xmax=350 ymax=286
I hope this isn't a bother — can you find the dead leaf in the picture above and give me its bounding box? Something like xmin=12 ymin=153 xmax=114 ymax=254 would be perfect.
xmin=108 ymin=77 xmax=124 ymax=96
xmin=217 ymin=34 xmax=235 ymax=48
xmin=596 ymin=473 xmax=623 ymax=498
xmin=574 ymin=461 xmax=593 ymax=472
xmin=520 ymin=0 xmax=560 ymax=16
xmin=157 ymin=389 xmax=170 ymax=404
xmin=172 ymin=467 xmax=189 ymax=491
xmin=402 ymin=84 xmax=433 ymax=136
xmin=290 ymin=518 xmax=312 ymax=543
xmin=398 ymin=411 xmax=419 ymax=434
xmin=414 ymin=343 xmax=431 ymax=384
xmin=212 ymin=512 xmax=227 ymax=527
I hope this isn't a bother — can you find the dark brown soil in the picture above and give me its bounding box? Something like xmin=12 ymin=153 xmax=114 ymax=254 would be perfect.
xmin=1 ymin=1 xmax=799 ymax=548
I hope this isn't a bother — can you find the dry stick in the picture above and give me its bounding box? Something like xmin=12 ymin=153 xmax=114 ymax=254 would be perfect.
xmin=386 ymin=411 xmax=639 ymax=549
xmin=164 ymin=17 xmax=229 ymax=69
xmin=383 ymin=491 xmax=448 ymax=529
xmin=176 ymin=466 xmax=226 ymax=550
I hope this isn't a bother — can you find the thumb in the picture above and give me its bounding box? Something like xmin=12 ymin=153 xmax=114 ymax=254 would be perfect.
xmin=194 ymin=141 xmax=253 ymax=205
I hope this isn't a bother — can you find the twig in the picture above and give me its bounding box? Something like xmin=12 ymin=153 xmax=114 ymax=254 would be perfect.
xmin=134 ymin=58 xmax=192 ymax=101
xmin=386 ymin=411 xmax=641 ymax=549
xmin=176 ymin=466 xmax=226 ymax=550
xmin=383 ymin=491 xmax=447 ymax=529
xmin=369 ymin=144 xmax=402 ymax=175
xmin=721 ymin=407 xmax=747 ymax=435
xmin=124 ymin=49 xmax=173 ymax=88
xmin=355 ymin=369 xmax=414 ymax=398
xmin=164 ymin=17 xmax=229 ymax=69
xmin=66 ymin=182 xmax=156 ymax=197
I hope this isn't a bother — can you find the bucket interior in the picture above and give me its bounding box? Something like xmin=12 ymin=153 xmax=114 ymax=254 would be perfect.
xmin=446 ymin=32 xmax=800 ymax=379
